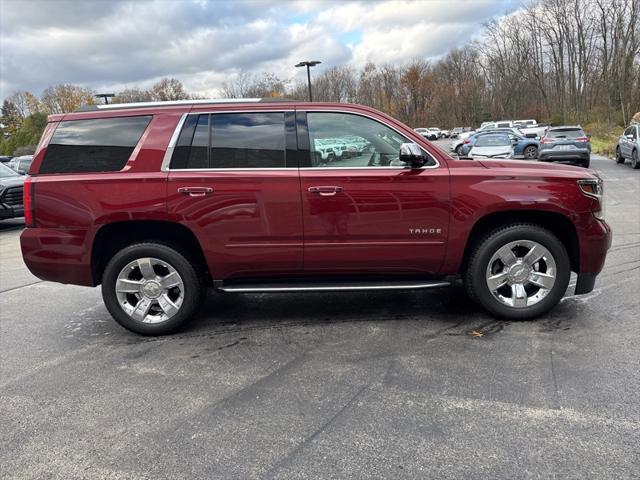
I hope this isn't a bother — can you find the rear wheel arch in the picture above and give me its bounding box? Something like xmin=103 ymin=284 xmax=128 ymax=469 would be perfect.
xmin=91 ymin=220 xmax=209 ymax=286
xmin=460 ymin=210 xmax=579 ymax=275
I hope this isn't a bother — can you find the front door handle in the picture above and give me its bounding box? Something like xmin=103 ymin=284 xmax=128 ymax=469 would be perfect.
xmin=308 ymin=186 xmax=343 ymax=196
xmin=178 ymin=187 xmax=213 ymax=197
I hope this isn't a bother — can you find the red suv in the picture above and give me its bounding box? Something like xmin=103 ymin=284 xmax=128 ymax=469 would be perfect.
xmin=21 ymin=99 xmax=611 ymax=335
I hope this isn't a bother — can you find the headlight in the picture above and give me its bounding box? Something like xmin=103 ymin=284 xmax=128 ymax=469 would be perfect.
xmin=578 ymin=178 xmax=605 ymax=219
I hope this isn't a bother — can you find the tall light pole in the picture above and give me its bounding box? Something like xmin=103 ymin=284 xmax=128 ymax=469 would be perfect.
xmin=295 ymin=60 xmax=321 ymax=101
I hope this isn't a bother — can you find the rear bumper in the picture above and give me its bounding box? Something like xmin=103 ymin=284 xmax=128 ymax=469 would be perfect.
xmin=0 ymin=204 xmax=24 ymax=220
xmin=20 ymin=227 xmax=95 ymax=286
xmin=539 ymin=148 xmax=590 ymax=162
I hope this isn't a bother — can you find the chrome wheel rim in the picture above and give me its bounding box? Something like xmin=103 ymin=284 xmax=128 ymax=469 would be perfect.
xmin=485 ymin=240 xmax=556 ymax=309
xmin=115 ymin=257 xmax=184 ymax=324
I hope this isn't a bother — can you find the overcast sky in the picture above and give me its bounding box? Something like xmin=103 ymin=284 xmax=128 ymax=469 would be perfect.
xmin=0 ymin=0 xmax=520 ymax=101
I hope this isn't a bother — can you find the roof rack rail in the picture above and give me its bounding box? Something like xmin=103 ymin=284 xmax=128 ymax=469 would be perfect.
xmin=75 ymin=97 xmax=294 ymax=112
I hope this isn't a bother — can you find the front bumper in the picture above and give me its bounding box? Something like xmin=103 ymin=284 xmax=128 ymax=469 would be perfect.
xmin=574 ymin=216 xmax=612 ymax=294
xmin=0 ymin=204 xmax=24 ymax=220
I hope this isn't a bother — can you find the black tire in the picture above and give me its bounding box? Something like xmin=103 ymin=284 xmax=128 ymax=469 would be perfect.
xmin=455 ymin=144 xmax=464 ymax=156
xmin=581 ymin=157 xmax=590 ymax=168
xmin=464 ymin=224 xmax=571 ymax=320
xmin=523 ymin=145 xmax=538 ymax=159
xmin=101 ymin=242 xmax=204 ymax=335
xmin=632 ymin=150 xmax=640 ymax=169
xmin=615 ymin=147 xmax=625 ymax=164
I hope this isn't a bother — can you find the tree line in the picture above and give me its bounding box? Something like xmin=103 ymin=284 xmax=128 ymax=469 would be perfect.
xmin=1 ymin=0 xmax=638 ymax=156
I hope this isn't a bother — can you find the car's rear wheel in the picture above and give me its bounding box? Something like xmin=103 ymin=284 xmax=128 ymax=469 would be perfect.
xmin=465 ymin=224 xmax=570 ymax=320
xmin=101 ymin=243 xmax=204 ymax=335
xmin=455 ymin=145 xmax=463 ymax=155
xmin=523 ymin=145 xmax=538 ymax=159
xmin=581 ymin=157 xmax=590 ymax=168
xmin=615 ymin=147 xmax=625 ymax=164
xmin=632 ymin=150 xmax=640 ymax=169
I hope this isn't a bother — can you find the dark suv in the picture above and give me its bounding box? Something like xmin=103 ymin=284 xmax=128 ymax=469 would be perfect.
xmin=0 ymin=163 xmax=24 ymax=220
xmin=21 ymin=99 xmax=611 ymax=335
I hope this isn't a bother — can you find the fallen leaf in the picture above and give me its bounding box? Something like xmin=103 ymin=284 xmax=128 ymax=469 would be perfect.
xmin=469 ymin=330 xmax=484 ymax=337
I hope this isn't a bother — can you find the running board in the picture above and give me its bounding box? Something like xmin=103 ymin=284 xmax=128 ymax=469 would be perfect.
xmin=218 ymin=279 xmax=451 ymax=293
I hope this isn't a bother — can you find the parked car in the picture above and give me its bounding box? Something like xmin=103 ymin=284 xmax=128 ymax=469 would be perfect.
xmin=428 ymin=128 xmax=443 ymax=139
xmin=616 ymin=124 xmax=639 ymax=169
xmin=519 ymin=123 xmax=548 ymax=139
xmin=7 ymin=155 xmax=33 ymax=174
xmin=450 ymin=127 xmax=464 ymax=139
xmin=414 ymin=128 xmax=438 ymax=140
xmin=468 ymin=133 xmax=514 ymax=159
xmin=21 ymin=98 xmax=611 ymax=335
xmin=539 ymin=126 xmax=591 ymax=168
xmin=515 ymin=119 xmax=537 ymax=127
xmin=0 ymin=162 xmax=25 ymax=220
xmin=441 ymin=129 xmax=450 ymax=138
xmin=461 ymin=131 xmax=538 ymax=159
xmin=454 ymin=127 xmax=523 ymax=156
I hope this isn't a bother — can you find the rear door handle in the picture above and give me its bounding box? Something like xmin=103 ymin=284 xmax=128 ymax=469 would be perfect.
xmin=178 ymin=187 xmax=213 ymax=197
xmin=308 ymin=186 xmax=343 ymax=196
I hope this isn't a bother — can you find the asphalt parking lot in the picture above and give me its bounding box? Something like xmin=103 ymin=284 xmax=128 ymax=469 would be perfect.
xmin=1 ymin=149 xmax=639 ymax=479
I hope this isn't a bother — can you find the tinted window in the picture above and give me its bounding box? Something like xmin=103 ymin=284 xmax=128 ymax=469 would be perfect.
xmin=188 ymin=115 xmax=209 ymax=169
xmin=548 ymin=128 xmax=585 ymax=138
xmin=41 ymin=116 xmax=151 ymax=174
xmin=210 ymin=113 xmax=285 ymax=169
xmin=307 ymin=112 xmax=435 ymax=168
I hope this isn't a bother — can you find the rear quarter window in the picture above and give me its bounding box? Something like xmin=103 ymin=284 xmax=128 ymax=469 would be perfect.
xmin=40 ymin=116 xmax=152 ymax=174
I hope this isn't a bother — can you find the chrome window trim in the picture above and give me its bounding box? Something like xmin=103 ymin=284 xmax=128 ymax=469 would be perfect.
xmin=168 ymin=168 xmax=294 ymax=172
xmin=302 ymin=109 xmax=440 ymax=170
xmin=162 ymin=108 xmax=440 ymax=172
xmin=163 ymin=110 xmax=293 ymax=172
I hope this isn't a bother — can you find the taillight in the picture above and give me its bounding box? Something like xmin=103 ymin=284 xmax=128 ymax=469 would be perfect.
xmin=574 ymin=136 xmax=589 ymax=142
xmin=540 ymin=137 xmax=555 ymax=144
xmin=23 ymin=176 xmax=35 ymax=227
xmin=463 ymin=139 xmax=470 ymax=144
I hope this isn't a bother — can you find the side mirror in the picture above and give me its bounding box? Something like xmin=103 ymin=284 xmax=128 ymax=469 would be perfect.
xmin=587 ymin=134 xmax=592 ymax=139
xmin=399 ymin=142 xmax=427 ymax=168
xmin=626 ymin=134 xmax=634 ymax=140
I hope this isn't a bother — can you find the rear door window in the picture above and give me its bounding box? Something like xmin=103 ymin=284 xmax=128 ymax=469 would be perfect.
xmin=211 ymin=113 xmax=285 ymax=169
xmin=41 ymin=116 xmax=151 ymax=174
xmin=170 ymin=112 xmax=287 ymax=169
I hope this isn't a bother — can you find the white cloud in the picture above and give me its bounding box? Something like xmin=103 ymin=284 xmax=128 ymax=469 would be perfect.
xmin=0 ymin=0 xmax=519 ymax=101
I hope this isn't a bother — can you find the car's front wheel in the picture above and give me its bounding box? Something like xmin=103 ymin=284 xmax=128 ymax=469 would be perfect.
xmin=632 ymin=149 xmax=640 ymax=169
xmin=465 ymin=224 xmax=570 ymax=320
xmin=616 ymin=147 xmax=625 ymax=164
xmin=101 ymin=243 xmax=204 ymax=335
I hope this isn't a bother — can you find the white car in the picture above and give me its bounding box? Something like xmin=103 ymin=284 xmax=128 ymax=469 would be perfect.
xmin=428 ymin=128 xmax=442 ymax=138
xmin=414 ymin=128 xmax=438 ymax=140
xmin=468 ymin=133 xmax=514 ymax=159
xmin=515 ymin=119 xmax=537 ymax=126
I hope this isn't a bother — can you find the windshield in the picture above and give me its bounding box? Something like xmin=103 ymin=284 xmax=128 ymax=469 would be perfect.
xmin=475 ymin=134 xmax=511 ymax=147
xmin=0 ymin=163 xmax=19 ymax=178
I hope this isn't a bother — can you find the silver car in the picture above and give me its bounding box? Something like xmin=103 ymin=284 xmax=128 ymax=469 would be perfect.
xmin=616 ymin=124 xmax=639 ymax=169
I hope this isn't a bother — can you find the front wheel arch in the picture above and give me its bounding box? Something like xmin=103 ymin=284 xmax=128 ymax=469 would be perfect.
xmin=460 ymin=210 xmax=579 ymax=276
